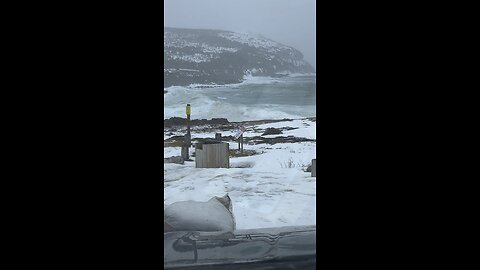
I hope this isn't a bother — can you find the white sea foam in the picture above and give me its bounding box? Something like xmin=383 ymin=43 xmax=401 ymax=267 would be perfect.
xmin=164 ymin=74 xmax=313 ymax=92
xmin=164 ymin=75 xmax=315 ymax=122
xmin=287 ymin=73 xmax=316 ymax=77
xmin=164 ymin=95 xmax=305 ymax=122
xmin=275 ymin=71 xmax=316 ymax=77
xmin=164 ymin=87 xmax=312 ymax=121
xmin=240 ymin=74 xmax=281 ymax=84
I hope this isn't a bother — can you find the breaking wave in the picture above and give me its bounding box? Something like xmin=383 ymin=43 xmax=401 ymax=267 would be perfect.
xmin=164 ymin=75 xmax=316 ymax=122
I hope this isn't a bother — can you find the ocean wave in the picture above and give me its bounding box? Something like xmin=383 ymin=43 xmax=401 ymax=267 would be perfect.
xmin=164 ymin=87 xmax=314 ymax=121
xmin=286 ymin=72 xmax=316 ymax=77
xmin=164 ymin=75 xmax=315 ymax=122
xmin=164 ymin=73 xmax=315 ymax=91
xmin=164 ymin=102 xmax=307 ymax=122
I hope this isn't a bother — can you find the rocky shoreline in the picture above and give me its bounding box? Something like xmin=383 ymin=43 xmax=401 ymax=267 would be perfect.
xmin=164 ymin=116 xmax=315 ymax=128
xmin=164 ymin=117 xmax=316 ymax=146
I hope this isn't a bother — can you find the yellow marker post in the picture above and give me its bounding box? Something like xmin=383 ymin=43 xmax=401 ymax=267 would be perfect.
xmin=186 ymin=104 xmax=191 ymax=116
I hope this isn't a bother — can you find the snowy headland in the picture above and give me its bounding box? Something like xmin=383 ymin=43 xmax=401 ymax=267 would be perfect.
xmin=164 ymin=27 xmax=315 ymax=87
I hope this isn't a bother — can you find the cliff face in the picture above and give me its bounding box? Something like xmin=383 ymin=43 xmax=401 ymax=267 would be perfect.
xmin=164 ymin=27 xmax=315 ymax=87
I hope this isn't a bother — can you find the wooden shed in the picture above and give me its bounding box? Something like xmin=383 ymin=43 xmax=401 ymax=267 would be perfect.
xmin=195 ymin=141 xmax=230 ymax=168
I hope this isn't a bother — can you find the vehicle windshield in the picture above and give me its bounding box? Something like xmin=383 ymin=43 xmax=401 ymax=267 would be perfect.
xmin=164 ymin=0 xmax=316 ymax=267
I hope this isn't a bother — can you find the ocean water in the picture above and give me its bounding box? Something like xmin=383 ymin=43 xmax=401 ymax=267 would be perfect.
xmin=164 ymin=74 xmax=316 ymax=122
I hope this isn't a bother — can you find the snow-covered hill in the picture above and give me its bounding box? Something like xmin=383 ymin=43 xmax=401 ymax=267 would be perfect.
xmin=164 ymin=27 xmax=315 ymax=87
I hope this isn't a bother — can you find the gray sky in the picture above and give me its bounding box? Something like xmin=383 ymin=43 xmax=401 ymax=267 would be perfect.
xmin=164 ymin=0 xmax=316 ymax=70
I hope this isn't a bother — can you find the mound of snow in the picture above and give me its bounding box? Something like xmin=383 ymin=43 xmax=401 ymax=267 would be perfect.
xmin=164 ymin=194 xmax=236 ymax=232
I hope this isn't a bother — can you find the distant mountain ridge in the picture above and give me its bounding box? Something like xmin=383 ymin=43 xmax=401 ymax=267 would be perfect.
xmin=164 ymin=27 xmax=315 ymax=87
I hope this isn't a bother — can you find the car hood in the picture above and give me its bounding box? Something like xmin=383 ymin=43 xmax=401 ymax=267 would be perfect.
xmin=164 ymin=225 xmax=316 ymax=268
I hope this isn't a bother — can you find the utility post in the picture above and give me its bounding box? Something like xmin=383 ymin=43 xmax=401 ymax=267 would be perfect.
xmin=186 ymin=103 xmax=191 ymax=145
xmin=182 ymin=104 xmax=191 ymax=160
xmin=240 ymin=134 xmax=244 ymax=153
xmin=235 ymin=126 xmax=245 ymax=153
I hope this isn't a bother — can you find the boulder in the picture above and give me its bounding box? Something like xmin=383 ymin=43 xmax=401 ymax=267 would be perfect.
xmin=262 ymin=127 xmax=282 ymax=136
xmin=306 ymin=164 xmax=312 ymax=172
xmin=164 ymin=156 xmax=184 ymax=165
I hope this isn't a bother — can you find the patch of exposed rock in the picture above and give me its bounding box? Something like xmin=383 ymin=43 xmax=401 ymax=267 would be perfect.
xmin=246 ymin=136 xmax=315 ymax=145
xmin=164 ymin=117 xmax=230 ymax=128
xmin=164 ymin=156 xmax=184 ymax=165
xmin=306 ymin=164 xmax=312 ymax=172
xmin=262 ymin=127 xmax=282 ymax=136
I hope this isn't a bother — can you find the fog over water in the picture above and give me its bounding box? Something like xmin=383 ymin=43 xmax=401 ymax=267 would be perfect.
xmin=164 ymin=0 xmax=316 ymax=70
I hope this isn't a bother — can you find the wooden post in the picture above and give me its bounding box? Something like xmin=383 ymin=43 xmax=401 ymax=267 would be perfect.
xmin=184 ymin=104 xmax=191 ymax=160
xmin=186 ymin=114 xmax=191 ymax=145
xmin=311 ymin=159 xmax=316 ymax=177
xmin=240 ymin=134 xmax=244 ymax=153
xmin=181 ymin=146 xmax=188 ymax=160
xmin=235 ymin=126 xmax=245 ymax=152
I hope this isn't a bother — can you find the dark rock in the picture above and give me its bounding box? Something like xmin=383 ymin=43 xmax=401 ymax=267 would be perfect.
xmin=235 ymin=118 xmax=293 ymax=126
xmin=164 ymin=117 xmax=187 ymax=127
xmin=207 ymin=118 xmax=231 ymax=125
xmin=164 ymin=135 xmax=185 ymax=142
xmin=246 ymin=136 xmax=315 ymax=145
xmin=262 ymin=128 xmax=282 ymax=136
xmin=164 ymin=117 xmax=230 ymax=128
xmin=165 ymin=134 xmax=314 ymax=146
xmin=306 ymin=164 xmax=312 ymax=172
xmin=164 ymin=156 xmax=184 ymax=165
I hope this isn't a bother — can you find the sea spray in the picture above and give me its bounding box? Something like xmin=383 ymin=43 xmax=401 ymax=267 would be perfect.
xmin=164 ymin=75 xmax=315 ymax=122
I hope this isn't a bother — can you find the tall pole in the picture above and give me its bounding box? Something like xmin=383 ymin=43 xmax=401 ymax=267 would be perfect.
xmin=185 ymin=104 xmax=191 ymax=159
xmin=240 ymin=134 xmax=244 ymax=153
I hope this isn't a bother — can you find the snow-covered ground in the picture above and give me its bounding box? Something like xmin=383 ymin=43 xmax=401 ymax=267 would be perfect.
xmin=164 ymin=119 xmax=316 ymax=230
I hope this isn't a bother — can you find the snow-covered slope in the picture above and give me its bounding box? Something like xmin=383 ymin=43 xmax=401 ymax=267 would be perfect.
xmin=164 ymin=118 xmax=316 ymax=229
xmin=164 ymin=27 xmax=315 ymax=87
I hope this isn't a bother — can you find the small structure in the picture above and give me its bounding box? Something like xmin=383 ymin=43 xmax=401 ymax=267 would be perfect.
xmin=238 ymin=135 xmax=244 ymax=152
xmin=195 ymin=141 xmax=230 ymax=168
xmin=233 ymin=126 xmax=246 ymax=153
xmin=215 ymin=133 xmax=222 ymax=141
xmin=311 ymin=159 xmax=316 ymax=177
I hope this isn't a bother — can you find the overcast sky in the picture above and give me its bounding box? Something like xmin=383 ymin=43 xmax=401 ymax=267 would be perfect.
xmin=164 ymin=0 xmax=316 ymax=69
